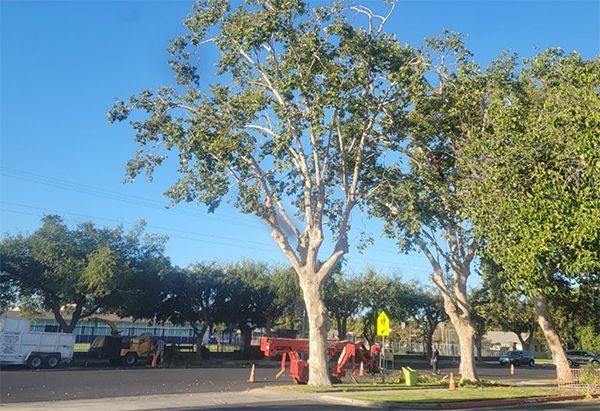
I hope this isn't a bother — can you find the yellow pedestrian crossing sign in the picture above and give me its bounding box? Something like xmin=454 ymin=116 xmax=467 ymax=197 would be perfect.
xmin=377 ymin=311 xmax=390 ymax=336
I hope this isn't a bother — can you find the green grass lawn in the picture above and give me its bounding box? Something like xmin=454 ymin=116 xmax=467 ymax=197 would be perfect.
xmin=351 ymin=387 xmax=560 ymax=404
xmin=535 ymin=358 xmax=555 ymax=365
xmin=73 ymin=343 xmax=238 ymax=353
xmin=272 ymin=382 xmax=445 ymax=393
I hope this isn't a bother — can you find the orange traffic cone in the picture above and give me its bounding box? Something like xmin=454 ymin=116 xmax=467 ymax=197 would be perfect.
xmin=449 ymin=372 xmax=456 ymax=391
xmin=151 ymin=354 xmax=158 ymax=368
xmin=248 ymin=363 xmax=256 ymax=383
xmin=510 ymin=363 xmax=515 ymax=376
xmin=359 ymin=361 xmax=366 ymax=377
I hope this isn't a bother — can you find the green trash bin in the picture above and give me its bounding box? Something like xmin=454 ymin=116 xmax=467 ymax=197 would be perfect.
xmin=402 ymin=366 xmax=418 ymax=386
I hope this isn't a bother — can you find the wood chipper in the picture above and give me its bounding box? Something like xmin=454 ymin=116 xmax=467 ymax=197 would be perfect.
xmin=87 ymin=317 xmax=153 ymax=366
xmin=260 ymin=336 xmax=380 ymax=384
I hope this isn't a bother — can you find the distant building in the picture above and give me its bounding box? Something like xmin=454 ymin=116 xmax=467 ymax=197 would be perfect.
xmin=3 ymin=310 xmax=197 ymax=344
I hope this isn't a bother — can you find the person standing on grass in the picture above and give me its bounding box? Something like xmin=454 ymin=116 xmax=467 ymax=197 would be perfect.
xmin=431 ymin=347 xmax=440 ymax=374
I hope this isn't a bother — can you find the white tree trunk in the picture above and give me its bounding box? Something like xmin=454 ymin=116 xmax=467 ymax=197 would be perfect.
xmin=534 ymin=295 xmax=572 ymax=384
xmin=455 ymin=322 xmax=477 ymax=380
xmin=301 ymin=275 xmax=332 ymax=387
xmin=432 ymin=269 xmax=478 ymax=381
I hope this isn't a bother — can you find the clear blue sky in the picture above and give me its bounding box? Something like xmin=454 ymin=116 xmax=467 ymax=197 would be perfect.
xmin=1 ymin=1 xmax=598 ymax=283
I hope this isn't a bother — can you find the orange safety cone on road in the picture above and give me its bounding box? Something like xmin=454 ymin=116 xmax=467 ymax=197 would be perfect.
xmin=449 ymin=372 xmax=456 ymax=391
xmin=248 ymin=363 xmax=256 ymax=383
xmin=359 ymin=361 xmax=366 ymax=377
xmin=510 ymin=363 xmax=515 ymax=376
xmin=151 ymin=354 xmax=158 ymax=368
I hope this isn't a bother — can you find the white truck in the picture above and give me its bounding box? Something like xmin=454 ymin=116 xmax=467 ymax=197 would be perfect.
xmin=0 ymin=316 xmax=76 ymax=369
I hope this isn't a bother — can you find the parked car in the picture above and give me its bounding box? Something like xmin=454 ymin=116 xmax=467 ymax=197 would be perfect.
xmin=566 ymin=350 xmax=600 ymax=367
xmin=499 ymin=350 xmax=535 ymax=367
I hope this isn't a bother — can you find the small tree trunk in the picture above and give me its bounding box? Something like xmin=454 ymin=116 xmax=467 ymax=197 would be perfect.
xmin=51 ymin=303 xmax=82 ymax=333
xmin=516 ymin=332 xmax=533 ymax=351
xmin=265 ymin=318 xmax=274 ymax=337
xmin=363 ymin=315 xmax=375 ymax=346
xmin=340 ymin=316 xmax=348 ymax=341
xmin=522 ymin=329 xmax=534 ymax=351
xmin=534 ymin=295 xmax=572 ymax=383
xmin=424 ymin=328 xmax=434 ymax=360
xmin=302 ymin=279 xmax=332 ymax=387
xmin=475 ymin=335 xmax=483 ymax=361
xmin=336 ymin=318 xmax=342 ymax=340
xmin=240 ymin=327 xmax=253 ymax=358
xmin=195 ymin=333 xmax=204 ymax=359
xmin=521 ymin=320 xmax=536 ymax=351
xmin=193 ymin=322 xmax=209 ymax=360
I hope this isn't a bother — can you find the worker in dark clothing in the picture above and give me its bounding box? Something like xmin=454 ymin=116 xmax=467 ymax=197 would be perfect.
xmin=431 ymin=348 xmax=440 ymax=374
xmin=154 ymin=338 xmax=166 ymax=364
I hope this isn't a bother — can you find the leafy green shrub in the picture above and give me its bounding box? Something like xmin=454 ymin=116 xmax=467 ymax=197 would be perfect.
xmin=417 ymin=372 xmax=444 ymax=384
xmin=579 ymin=363 xmax=600 ymax=394
xmin=577 ymin=326 xmax=600 ymax=355
xmin=381 ymin=371 xmax=405 ymax=384
xmin=458 ymin=378 xmax=506 ymax=388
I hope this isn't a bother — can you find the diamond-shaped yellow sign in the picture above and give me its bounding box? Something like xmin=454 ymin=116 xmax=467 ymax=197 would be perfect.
xmin=377 ymin=311 xmax=390 ymax=336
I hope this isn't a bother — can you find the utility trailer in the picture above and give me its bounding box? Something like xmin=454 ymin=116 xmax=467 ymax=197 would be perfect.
xmin=0 ymin=316 xmax=75 ymax=369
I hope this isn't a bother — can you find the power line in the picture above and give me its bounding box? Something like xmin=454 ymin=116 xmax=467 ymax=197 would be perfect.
xmin=0 ymin=207 xmax=282 ymax=255
xmin=0 ymin=167 xmax=435 ymax=274
xmin=0 ymin=166 xmax=415 ymax=257
xmin=0 ymin=201 xmax=278 ymax=251
xmin=0 ymin=167 xmax=264 ymax=229
xmin=0 ymin=204 xmax=431 ymax=275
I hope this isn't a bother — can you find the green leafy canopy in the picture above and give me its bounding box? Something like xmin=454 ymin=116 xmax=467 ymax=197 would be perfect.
xmin=108 ymin=0 xmax=421 ymax=276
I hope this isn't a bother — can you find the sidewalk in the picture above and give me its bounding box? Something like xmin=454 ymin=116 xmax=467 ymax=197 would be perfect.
xmin=319 ymin=389 xmax=600 ymax=410
xmin=0 ymin=388 xmax=318 ymax=410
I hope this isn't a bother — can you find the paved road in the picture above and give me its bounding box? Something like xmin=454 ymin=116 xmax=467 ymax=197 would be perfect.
xmin=0 ymin=361 xmax=558 ymax=404
xmin=0 ymin=366 xmax=287 ymax=403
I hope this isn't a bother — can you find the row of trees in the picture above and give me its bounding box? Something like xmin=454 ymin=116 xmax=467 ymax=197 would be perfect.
xmin=0 ymin=215 xmax=449 ymax=359
xmin=1 ymin=215 xmax=597 ymax=369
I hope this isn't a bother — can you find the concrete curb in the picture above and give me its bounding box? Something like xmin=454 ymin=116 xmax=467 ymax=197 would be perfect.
xmin=319 ymin=394 xmax=384 ymax=409
xmin=382 ymin=393 xmax=600 ymax=410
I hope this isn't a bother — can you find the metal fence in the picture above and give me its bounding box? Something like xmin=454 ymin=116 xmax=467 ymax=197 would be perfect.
xmin=557 ymin=368 xmax=600 ymax=391
xmin=387 ymin=341 xmax=510 ymax=358
xmin=30 ymin=320 xmax=242 ymax=348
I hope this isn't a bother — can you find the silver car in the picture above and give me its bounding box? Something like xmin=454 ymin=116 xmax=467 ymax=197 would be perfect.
xmin=499 ymin=350 xmax=535 ymax=367
xmin=566 ymin=350 xmax=600 ymax=367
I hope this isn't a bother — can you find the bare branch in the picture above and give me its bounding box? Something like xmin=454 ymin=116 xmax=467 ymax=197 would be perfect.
xmin=245 ymin=124 xmax=280 ymax=139
xmin=376 ymin=0 xmax=397 ymax=33
xmin=350 ymin=5 xmax=374 ymax=34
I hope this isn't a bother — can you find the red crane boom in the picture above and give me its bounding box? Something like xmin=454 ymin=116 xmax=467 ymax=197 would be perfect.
xmin=260 ymin=336 xmax=381 ymax=384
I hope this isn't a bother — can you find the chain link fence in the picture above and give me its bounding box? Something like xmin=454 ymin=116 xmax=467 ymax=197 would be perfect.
xmin=387 ymin=341 xmax=510 ymax=358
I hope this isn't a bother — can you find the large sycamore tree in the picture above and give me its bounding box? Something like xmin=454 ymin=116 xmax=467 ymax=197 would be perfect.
xmin=372 ymin=33 xmax=483 ymax=380
xmin=108 ymin=0 xmax=418 ymax=386
xmin=461 ymin=50 xmax=599 ymax=383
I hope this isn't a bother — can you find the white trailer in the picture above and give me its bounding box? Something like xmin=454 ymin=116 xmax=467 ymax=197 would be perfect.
xmin=0 ymin=316 xmax=76 ymax=369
